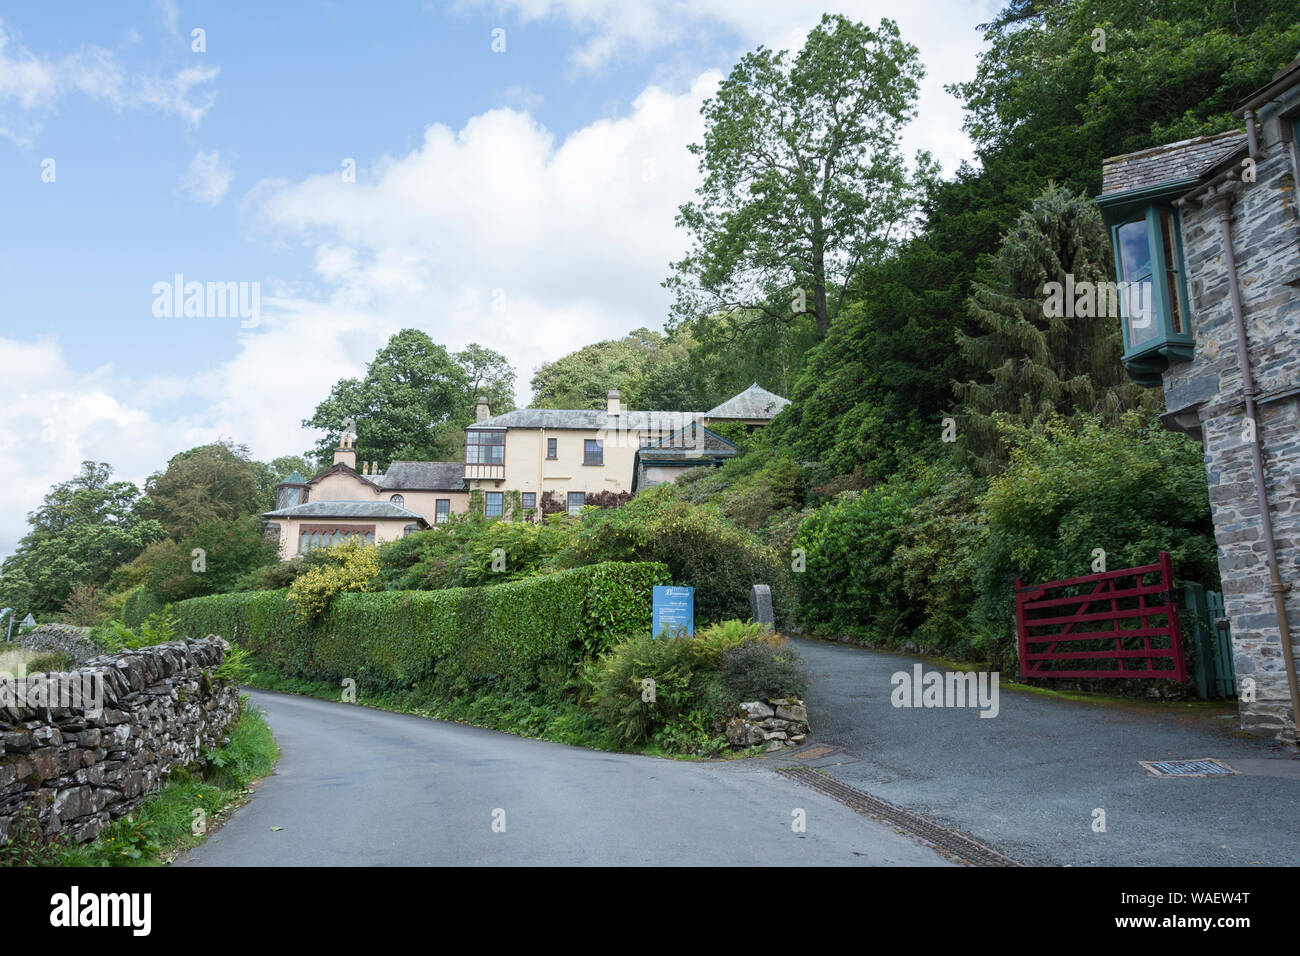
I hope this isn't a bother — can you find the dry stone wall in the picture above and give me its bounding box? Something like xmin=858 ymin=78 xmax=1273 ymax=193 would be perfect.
xmin=0 ymin=636 xmax=240 ymax=845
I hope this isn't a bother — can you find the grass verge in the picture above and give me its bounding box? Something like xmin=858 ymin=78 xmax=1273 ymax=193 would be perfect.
xmin=246 ymin=658 xmax=748 ymax=761
xmin=1 ymin=697 xmax=279 ymax=867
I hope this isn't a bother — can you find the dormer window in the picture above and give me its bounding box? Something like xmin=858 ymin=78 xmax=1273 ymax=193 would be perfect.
xmin=1110 ymin=205 xmax=1194 ymax=386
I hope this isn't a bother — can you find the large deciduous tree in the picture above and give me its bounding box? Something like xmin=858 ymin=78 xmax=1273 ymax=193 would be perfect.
xmin=140 ymin=440 xmax=267 ymax=539
xmin=0 ymin=462 xmax=163 ymax=614
xmin=303 ymin=330 xmax=475 ymax=467
xmin=667 ymin=14 xmax=929 ymax=336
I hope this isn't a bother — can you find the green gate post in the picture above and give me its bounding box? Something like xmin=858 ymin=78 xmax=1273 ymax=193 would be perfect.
xmin=1183 ymin=582 xmax=1213 ymax=700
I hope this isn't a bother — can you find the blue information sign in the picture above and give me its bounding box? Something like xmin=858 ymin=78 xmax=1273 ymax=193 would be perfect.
xmin=652 ymin=586 xmax=694 ymax=637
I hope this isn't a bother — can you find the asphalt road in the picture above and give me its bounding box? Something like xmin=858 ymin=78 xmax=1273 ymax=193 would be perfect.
xmin=176 ymin=689 xmax=950 ymax=867
xmin=793 ymin=636 xmax=1300 ymax=866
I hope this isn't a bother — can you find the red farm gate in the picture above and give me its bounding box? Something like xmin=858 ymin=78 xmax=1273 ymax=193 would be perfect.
xmin=1014 ymin=551 xmax=1187 ymax=681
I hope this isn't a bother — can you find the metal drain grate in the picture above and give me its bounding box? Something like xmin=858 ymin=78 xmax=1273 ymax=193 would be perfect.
xmin=1140 ymin=758 xmax=1236 ymax=776
xmin=777 ymin=766 xmax=1021 ymax=867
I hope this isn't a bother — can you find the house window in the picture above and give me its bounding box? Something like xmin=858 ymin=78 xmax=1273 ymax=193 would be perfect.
xmin=521 ymin=492 xmax=536 ymax=510
xmin=389 ymin=494 xmax=405 ymax=507
xmin=485 ymin=492 xmax=503 ymax=517
xmin=584 ymin=439 xmax=603 ymax=466
xmin=435 ymin=499 xmax=450 ymax=523
xmin=1110 ymin=205 xmax=1194 ymax=386
xmin=567 ymin=492 xmax=585 ymax=516
xmin=298 ymin=525 xmax=376 ymax=554
xmin=466 ymin=429 xmax=505 ymax=465
xmin=546 ymin=437 xmax=557 ymax=459
xmin=403 ymin=524 xmax=420 ymax=537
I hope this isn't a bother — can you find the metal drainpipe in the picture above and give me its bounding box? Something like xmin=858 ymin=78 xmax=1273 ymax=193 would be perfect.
xmin=1211 ymin=188 xmax=1300 ymax=744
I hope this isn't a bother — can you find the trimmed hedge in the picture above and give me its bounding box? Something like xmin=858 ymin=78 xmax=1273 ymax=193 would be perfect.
xmin=121 ymin=585 xmax=163 ymax=629
xmin=173 ymin=561 xmax=670 ymax=694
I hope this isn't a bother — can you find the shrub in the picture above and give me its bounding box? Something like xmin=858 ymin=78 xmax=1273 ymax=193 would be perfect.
xmin=705 ymin=640 xmax=808 ymax=706
xmin=583 ymin=619 xmax=804 ymax=747
xmin=560 ymin=486 xmax=793 ymax=627
xmin=287 ymin=539 xmax=381 ymax=621
xmin=582 ymin=633 xmax=699 ymax=745
xmin=61 ymin=585 xmax=104 ymax=626
xmin=27 ymin=651 xmax=73 ymax=673
xmin=972 ymin=413 xmax=1218 ymax=668
xmin=792 ymin=469 xmax=925 ymax=640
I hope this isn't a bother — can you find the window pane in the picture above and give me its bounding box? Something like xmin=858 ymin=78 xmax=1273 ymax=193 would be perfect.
xmin=1117 ymin=220 xmax=1152 ymax=282
xmin=567 ymin=492 xmax=584 ymax=515
xmin=522 ymin=492 xmax=536 ymax=509
xmin=584 ymin=439 xmax=602 ymax=465
xmin=485 ymin=492 xmax=503 ymax=517
xmin=390 ymin=494 xmax=404 ymax=507
xmin=547 ymin=438 xmax=557 ymax=458
xmin=1160 ymin=209 xmax=1184 ymax=334
xmin=436 ymin=499 xmax=450 ymax=523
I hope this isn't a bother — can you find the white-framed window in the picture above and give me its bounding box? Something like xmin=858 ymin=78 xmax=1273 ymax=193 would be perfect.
xmin=567 ymin=491 xmax=585 ymax=516
xmin=435 ymin=499 xmax=450 ymax=523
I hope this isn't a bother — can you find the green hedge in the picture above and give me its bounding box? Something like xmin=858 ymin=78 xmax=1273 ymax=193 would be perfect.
xmin=173 ymin=561 xmax=669 ymax=694
xmin=122 ymin=585 xmax=163 ymax=628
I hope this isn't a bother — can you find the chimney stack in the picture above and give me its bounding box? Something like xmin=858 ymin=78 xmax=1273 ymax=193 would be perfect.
xmin=476 ymin=396 xmax=491 ymax=423
xmin=607 ymin=390 xmax=620 ymax=415
xmin=333 ymin=431 xmax=357 ymax=469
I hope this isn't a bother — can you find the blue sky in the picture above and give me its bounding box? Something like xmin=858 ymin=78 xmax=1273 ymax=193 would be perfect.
xmin=0 ymin=0 xmax=996 ymax=557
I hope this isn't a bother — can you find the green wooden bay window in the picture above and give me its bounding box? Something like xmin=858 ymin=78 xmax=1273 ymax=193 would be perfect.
xmin=1099 ymin=187 xmax=1196 ymax=387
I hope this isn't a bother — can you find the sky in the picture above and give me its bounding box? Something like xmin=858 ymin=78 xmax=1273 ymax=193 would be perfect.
xmin=0 ymin=0 xmax=999 ymax=559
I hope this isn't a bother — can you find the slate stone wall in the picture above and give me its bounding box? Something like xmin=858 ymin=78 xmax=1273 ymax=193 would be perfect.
xmin=1163 ymin=97 xmax=1300 ymax=741
xmin=12 ymin=624 xmax=100 ymax=667
xmin=0 ymin=636 xmax=240 ymax=845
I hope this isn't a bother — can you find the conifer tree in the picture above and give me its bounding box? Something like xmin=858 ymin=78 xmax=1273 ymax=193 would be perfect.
xmin=952 ymin=184 xmax=1159 ymax=473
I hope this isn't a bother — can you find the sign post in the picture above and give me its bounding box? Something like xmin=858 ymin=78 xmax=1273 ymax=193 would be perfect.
xmin=652 ymin=586 xmax=694 ymax=637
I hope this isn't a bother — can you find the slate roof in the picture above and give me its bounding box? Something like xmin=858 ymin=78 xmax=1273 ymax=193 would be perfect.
xmin=704 ymin=383 xmax=791 ymax=420
xmin=473 ymin=409 xmax=705 ymax=430
xmin=1100 ymin=130 xmax=1248 ymax=197
xmin=638 ymin=424 xmax=739 ymax=459
xmin=377 ymin=461 xmax=466 ymax=490
xmin=263 ymin=500 xmax=425 ymax=520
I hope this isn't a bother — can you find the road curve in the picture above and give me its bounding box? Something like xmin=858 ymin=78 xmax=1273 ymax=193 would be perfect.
xmin=176 ymin=689 xmax=950 ymax=866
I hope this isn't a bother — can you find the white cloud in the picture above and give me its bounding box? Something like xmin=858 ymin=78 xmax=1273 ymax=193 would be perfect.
xmin=180 ymin=149 xmax=233 ymax=204
xmin=0 ymin=19 xmax=218 ymax=144
xmin=462 ymin=0 xmax=999 ymax=172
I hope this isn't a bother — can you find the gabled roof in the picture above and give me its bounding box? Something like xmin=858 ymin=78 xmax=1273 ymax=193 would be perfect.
xmin=378 ymin=461 xmax=465 ymax=491
xmin=704 ymin=383 xmax=791 ymax=420
xmin=638 ymin=423 xmax=738 ymax=459
xmin=1099 ymin=130 xmax=1247 ymax=199
xmin=263 ymin=500 xmax=426 ymax=521
xmin=472 ymin=409 xmax=704 ymax=431
xmin=303 ymin=461 xmax=383 ymax=488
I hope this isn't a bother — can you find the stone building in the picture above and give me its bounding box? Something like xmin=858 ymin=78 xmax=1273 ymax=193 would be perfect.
xmin=1096 ymin=55 xmax=1300 ymax=741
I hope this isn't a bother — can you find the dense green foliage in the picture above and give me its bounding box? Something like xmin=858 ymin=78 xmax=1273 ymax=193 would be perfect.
xmin=668 ymin=13 xmax=928 ymax=336
xmin=0 ymin=462 xmax=163 ymax=615
xmin=954 ymin=184 xmax=1159 ymax=472
xmin=174 ymin=561 xmax=670 ymax=696
xmin=583 ymin=623 xmax=805 ymax=746
xmin=303 ymin=330 xmax=516 ymax=466
xmin=556 ymin=485 xmax=794 ymax=627
xmin=793 ymin=417 xmax=1216 ymax=669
